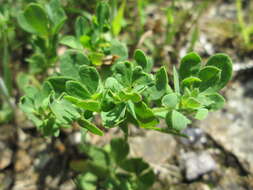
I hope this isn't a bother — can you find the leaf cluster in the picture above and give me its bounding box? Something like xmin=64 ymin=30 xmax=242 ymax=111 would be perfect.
xmin=20 ymin=49 xmax=233 ymax=137
xmin=17 ymin=0 xmax=127 ymax=74
xmin=17 ymin=0 xmax=67 ymax=73
xmin=73 ymin=138 xmax=155 ymax=190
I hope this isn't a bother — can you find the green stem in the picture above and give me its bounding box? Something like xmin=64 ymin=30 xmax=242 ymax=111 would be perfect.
xmin=3 ymin=31 xmax=12 ymax=94
xmin=236 ymin=0 xmax=249 ymax=44
xmin=0 ymin=77 xmax=15 ymax=111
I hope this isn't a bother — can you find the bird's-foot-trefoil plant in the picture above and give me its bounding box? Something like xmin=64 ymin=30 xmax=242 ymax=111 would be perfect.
xmin=18 ymin=1 xmax=233 ymax=189
xmin=20 ymin=50 xmax=233 ymax=137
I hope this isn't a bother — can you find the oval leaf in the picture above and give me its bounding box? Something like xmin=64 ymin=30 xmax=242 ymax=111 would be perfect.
xmin=195 ymin=108 xmax=208 ymax=120
xmin=206 ymin=53 xmax=233 ymax=90
xmin=182 ymin=76 xmax=202 ymax=88
xmin=162 ymin=93 xmax=178 ymax=108
xmin=149 ymin=67 xmax=168 ymax=100
xmin=179 ymin=52 xmax=201 ymax=80
xmin=79 ymin=65 xmax=100 ymax=94
xmin=166 ymin=110 xmax=191 ymax=131
xmin=18 ymin=3 xmax=49 ymax=36
xmin=66 ymin=81 xmax=91 ymax=99
xmin=198 ymin=66 xmax=221 ymax=92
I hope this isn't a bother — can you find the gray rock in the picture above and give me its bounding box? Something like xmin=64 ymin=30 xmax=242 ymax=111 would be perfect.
xmin=181 ymin=151 xmax=216 ymax=181
xmin=199 ymin=81 xmax=253 ymax=174
xmin=129 ymin=130 xmax=182 ymax=184
xmin=129 ymin=130 xmax=177 ymax=164
xmin=181 ymin=128 xmax=207 ymax=146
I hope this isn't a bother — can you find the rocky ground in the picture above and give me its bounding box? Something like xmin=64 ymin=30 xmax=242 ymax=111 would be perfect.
xmin=1 ymin=78 xmax=253 ymax=190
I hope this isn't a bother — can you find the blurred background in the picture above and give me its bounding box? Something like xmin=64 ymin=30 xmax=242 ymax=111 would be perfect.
xmin=0 ymin=0 xmax=253 ymax=189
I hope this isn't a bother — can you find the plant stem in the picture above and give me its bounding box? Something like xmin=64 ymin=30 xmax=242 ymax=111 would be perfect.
xmin=3 ymin=28 xmax=12 ymax=94
xmin=236 ymin=0 xmax=249 ymax=44
xmin=0 ymin=77 xmax=15 ymax=111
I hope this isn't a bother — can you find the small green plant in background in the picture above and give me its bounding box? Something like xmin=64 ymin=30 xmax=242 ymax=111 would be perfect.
xmin=17 ymin=1 xmax=233 ymax=189
xmin=73 ymin=138 xmax=155 ymax=190
xmin=236 ymin=0 xmax=253 ymax=48
xmin=61 ymin=1 xmax=127 ymax=66
xmin=0 ymin=3 xmax=18 ymax=123
xmin=17 ymin=0 xmax=67 ymax=74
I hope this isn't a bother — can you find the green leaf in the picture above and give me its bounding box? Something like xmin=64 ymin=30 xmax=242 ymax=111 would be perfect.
xmin=152 ymin=107 xmax=167 ymax=118
xmin=76 ymin=172 xmax=97 ymax=190
xmin=138 ymin=169 xmax=155 ymax=189
xmin=118 ymin=91 xmax=142 ymax=103
xmin=19 ymin=96 xmax=35 ymax=114
xmin=149 ymin=67 xmax=168 ymax=100
xmin=132 ymin=66 xmax=153 ymax=87
xmin=101 ymin=90 xmax=116 ymax=112
xmin=66 ymin=81 xmax=91 ymax=99
xmin=78 ymin=118 xmax=104 ymax=136
xmin=78 ymin=147 xmax=109 ymax=178
xmin=60 ymin=50 xmax=90 ymax=80
xmin=127 ymin=101 xmax=137 ymax=119
xmin=40 ymin=117 xmax=59 ymax=136
xmin=112 ymin=0 xmax=126 ymax=36
xmin=179 ymin=52 xmax=201 ymax=80
xmin=47 ymin=76 xmax=72 ymax=95
xmin=79 ymin=65 xmax=100 ymax=94
xmin=60 ymin=35 xmax=83 ymax=50
xmin=195 ymin=108 xmax=208 ymax=120
xmin=113 ymin=62 xmax=133 ymax=87
xmin=16 ymin=72 xmax=31 ymax=93
xmin=27 ymin=54 xmax=47 ymax=74
xmin=206 ymin=93 xmax=225 ymax=111
xmin=166 ymin=110 xmax=191 ymax=131
xmin=101 ymin=103 xmax=126 ymax=127
xmin=17 ymin=3 xmax=49 ymax=36
xmin=162 ymin=93 xmax=178 ymax=108
xmin=88 ymin=52 xmax=104 ymax=66
xmin=96 ymin=2 xmax=110 ymax=28
xmin=23 ymin=86 xmax=39 ymax=98
xmin=50 ymin=99 xmax=80 ymax=125
xmin=206 ymin=53 xmax=233 ymax=90
xmin=34 ymin=81 xmax=52 ymax=109
xmin=110 ymin=138 xmax=129 ymax=163
xmin=75 ymin=16 xmax=90 ymax=37
xmin=134 ymin=49 xmax=151 ymax=73
xmin=64 ymin=96 xmax=100 ymax=112
xmin=105 ymin=77 xmax=123 ymax=92
xmin=182 ymin=76 xmax=201 ymax=88
xmin=134 ymin=102 xmax=159 ymax=128
xmin=45 ymin=0 xmax=66 ymax=34
xmin=182 ymin=97 xmax=202 ymax=109
xmin=120 ymin=158 xmax=149 ymax=175
xmin=173 ymin=66 xmax=180 ymax=94
xmin=198 ymin=66 xmax=221 ymax=92
xmin=86 ymin=146 xmax=110 ymax=168
xmin=80 ymin=35 xmax=92 ymax=49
